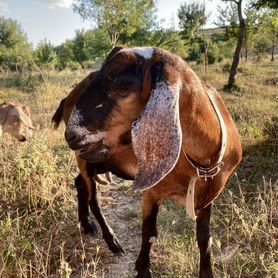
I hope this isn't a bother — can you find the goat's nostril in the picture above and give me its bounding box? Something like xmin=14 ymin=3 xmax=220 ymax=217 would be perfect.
xmin=18 ymin=136 xmax=26 ymax=142
xmin=65 ymin=130 xmax=77 ymax=143
xmin=64 ymin=129 xmax=86 ymax=150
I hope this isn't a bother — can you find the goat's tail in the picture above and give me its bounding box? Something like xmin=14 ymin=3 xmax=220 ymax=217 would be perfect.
xmin=51 ymin=98 xmax=65 ymax=129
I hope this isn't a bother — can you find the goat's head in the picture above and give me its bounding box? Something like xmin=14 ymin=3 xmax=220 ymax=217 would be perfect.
xmin=0 ymin=102 xmax=35 ymax=142
xmin=66 ymin=47 xmax=189 ymax=190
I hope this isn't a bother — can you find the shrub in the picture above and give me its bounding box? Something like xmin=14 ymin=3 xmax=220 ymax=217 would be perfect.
xmin=207 ymin=43 xmax=222 ymax=64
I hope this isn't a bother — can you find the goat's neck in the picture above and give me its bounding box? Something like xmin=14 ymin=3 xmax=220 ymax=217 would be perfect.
xmin=179 ymin=87 xmax=222 ymax=166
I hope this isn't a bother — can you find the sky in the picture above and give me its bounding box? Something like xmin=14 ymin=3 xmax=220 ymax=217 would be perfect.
xmin=0 ymin=0 xmax=224 ymax=48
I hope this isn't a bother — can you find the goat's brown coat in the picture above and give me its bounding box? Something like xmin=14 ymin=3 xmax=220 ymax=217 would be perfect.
xmin=52 ymin=73 xmax=125 ymax=254
xmin=64 ymin=47 xmax=242 ymax=278
xmin=52 ymin=71 xmax=114 ymax=193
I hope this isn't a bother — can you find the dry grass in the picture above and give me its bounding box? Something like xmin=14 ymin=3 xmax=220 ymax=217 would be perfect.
xmin=0 ymin=58 xmax=277 ymax=277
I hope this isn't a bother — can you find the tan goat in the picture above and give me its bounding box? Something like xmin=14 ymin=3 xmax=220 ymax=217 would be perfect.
xmin=0 ymin=101 xmax=34 ymax=141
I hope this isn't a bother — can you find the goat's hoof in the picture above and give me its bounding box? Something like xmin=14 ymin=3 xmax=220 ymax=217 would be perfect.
xmin=136 ymin=269 xmax=152 ymax=278
xmin=107 ymin=237 xmax=125 ymax=254
xmin=82 ymin=222 xmax=98 ymax=236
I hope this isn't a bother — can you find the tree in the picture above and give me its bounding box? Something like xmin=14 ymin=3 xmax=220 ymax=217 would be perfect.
xmin=220 ymin=0 xmax=246 ymax=91
xmin=178 ymin=2 xmax=207 ymax=41
xmin=73 ymin=0 xmax=155 ymax=48
xmin=216 ymin=3 xmax=240 ymax=40
xmin=178 ymin=2 xmax=210 ymax=68
xmin=251 ymin=0 xmax=278 ymax=9
xmin=253 ymin=34 xmax=270 ymax=61
xmin=55 ymin=40 xmax=76 ymax=70
xmin=149 ymin=28 xmax=187 ymax=58
xmin=0 ymin=17 xmax=33 ymax=71
xmin=34 ymin=39 xmax=57 ymax=68
xmin=260 ymin=9 xmax=278 ymax=61
xmin=244 ymin=8 xmax=259 ymax=62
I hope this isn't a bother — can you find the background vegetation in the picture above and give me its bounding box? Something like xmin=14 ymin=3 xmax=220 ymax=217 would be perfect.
xmin=0 ymin=0 xmax=277 ymax=277
xmin=0 ymin=0 xmax=277 ymax=73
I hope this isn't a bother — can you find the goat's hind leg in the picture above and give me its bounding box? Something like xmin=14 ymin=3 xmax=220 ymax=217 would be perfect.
xmin=197 ymin=203 xmax=214 ymax=278
xmin=75 ymin=174 xmax=98 ymax=236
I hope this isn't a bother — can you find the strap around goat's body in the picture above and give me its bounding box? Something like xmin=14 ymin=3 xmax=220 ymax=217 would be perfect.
xmin=185 ymin=88 xmax=228 ymax=220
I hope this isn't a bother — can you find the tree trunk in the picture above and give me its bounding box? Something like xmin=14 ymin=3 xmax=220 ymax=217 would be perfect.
xmin=271 ymin=35 xmax=275 ymax=62
xmin=244 ymin=28 xmax=248 ymax=62
xmin=226 ymin=0 xmax=245 ymax=90
xmin=245 ymin=46 xmax=248 ymax=62
xmin=204 ymin=42 xmax=208 ymax=72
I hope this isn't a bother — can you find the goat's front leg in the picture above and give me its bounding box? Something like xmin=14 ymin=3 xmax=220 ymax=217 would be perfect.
xmin=87 ymin=177 xmax=124 ymax=254
xmin=75 ymin=174 xmax=98 ymax=235
xmin=196 ymin=204 xmax=214 ymax=278
xmin=135 ymin=190 xmax=161 ymax=278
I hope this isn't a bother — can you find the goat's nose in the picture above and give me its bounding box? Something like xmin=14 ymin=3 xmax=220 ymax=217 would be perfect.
xmin=18 ymin=136 xmax=26 ymax=142
xmin=65 ymin=129 xmax=76 ymax=142
xmin=65 ymin=129 xmax=83 ymax=150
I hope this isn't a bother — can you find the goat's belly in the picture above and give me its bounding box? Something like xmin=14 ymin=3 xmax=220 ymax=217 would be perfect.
xmin=170 ymin=194 xmax=188 ymax=208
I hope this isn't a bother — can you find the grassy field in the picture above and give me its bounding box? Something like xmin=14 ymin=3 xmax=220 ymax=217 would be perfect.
xmin=0 ymin=57 xmax=277 ymax=278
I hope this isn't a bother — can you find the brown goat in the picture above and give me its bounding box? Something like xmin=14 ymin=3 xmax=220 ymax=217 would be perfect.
xmin=65 ymin=47 xmax=242 ymax=278
xmin=0 ymin=101 xmax=34 ymax=141
xmin=52 ymin=72 xmax=124 ymax=253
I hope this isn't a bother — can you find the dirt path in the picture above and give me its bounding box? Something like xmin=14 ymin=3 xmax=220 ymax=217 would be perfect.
xmin=55 ymin=176 xmax=143 ymax=278
xmin=95 ymin=178 xmax=142 ymax=277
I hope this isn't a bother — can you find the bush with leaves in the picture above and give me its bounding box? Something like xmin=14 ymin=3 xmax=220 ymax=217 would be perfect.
xmin=34 ymin=40 xmax=57 ymax=69
xmin=207 ymin=42 xmax=222 ymax=64
xmin=253 ymin=35 xmax=271 ymax=61
xmin=0 ymin=17 xmax=33 ymax=71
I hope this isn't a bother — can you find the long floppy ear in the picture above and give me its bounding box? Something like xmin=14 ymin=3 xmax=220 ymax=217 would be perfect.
xmin=0 ymin=104 xmax=8 ymax=136
xmin=0 ymin=105 xmax=8 ymax=125
xmin=13 ymin=108 xmax=35 ymax=129
xmin=131 ymin=64 xmax=182 ymax=190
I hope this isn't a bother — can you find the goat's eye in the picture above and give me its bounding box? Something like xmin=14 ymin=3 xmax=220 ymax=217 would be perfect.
xmin=116 ymin=90 xmax=129 ymax=97
xmin=107 ymin=90 xmax=129 ymax=99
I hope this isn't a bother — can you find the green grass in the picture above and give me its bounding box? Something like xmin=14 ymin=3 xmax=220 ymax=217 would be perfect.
xmin=0 ymin=58 xmax=277 ymax=277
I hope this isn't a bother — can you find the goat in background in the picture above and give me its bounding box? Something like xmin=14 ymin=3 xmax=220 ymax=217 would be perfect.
xmin=0 ymin=101 xmax=34 ymax=142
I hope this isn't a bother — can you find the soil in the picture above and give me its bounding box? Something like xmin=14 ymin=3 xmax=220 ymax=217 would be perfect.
xmin=95 ymin=179 xmax=142 ymax=278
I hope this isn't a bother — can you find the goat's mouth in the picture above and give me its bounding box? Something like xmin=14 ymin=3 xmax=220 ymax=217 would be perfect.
xmin=79 ymin=144 xmax=110 ymax=162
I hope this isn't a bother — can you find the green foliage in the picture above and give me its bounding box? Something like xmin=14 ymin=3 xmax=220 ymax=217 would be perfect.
xmin=151 ymin=29 xmax=187 ymax=58
xmin=215 ymin=2 xmax=239 ymax=40
xmin=178 ymin=2 xmax=207 ymax=40
xmin=34 ymin=39 xmax=57 ymax=69
xmin=139 ymin=25 xmax=187 ymax=58
xmin=72 ymin=29 xmax=110 ymax=67
xmin=73 ymin=0 xmax=155 ymax=47
xmin=55 ymin=40 xmax=75 ymax=70
xmin=251 ymin=0 xmax=278 ymax=9
xmin=54 ymin=28 xmax=110 ymax=70
xmin=187 ymin=39 xmax=222 ymax=64
xmin=253 ymin=35 xmax=271 ymax=60
xmin=0 ymin=17 xmax=33 ymax=71
xmin=207 ymin=42 xmax=222 ymax=64
xmin=218 ymin=39 xmax=237 ymax=59
xmin=188 ymin=40 xmax=202 ymax=61
xmin=243 ymin=8 xmax=259 ymax=59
